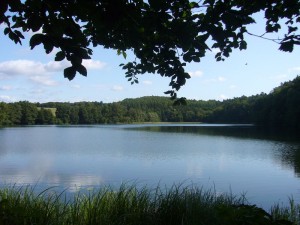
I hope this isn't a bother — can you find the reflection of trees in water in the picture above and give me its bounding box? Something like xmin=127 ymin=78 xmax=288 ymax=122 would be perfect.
xmin=128 ymin=125 xmax=300 ymax=177
xmin=130 ymin=125 xmax=300 ymax=141
xmin=292 ymin=150 xmax=300 ymax=177
xmin=0 ymin=128 xmax=8 ymax=157
xmin=279 ymin=145 xmax=300 ymax=177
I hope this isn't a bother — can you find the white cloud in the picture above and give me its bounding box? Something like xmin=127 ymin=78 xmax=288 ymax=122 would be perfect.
xmin=83 ymin=60 xmax=106 ymax=69
xmin=218 ymin=76 xmax=226 ymax=82
xmin=0 ymin=59 xmax=106 ymax=78
xmin=188 ymin=70 xmax=203 ymax=77
xmin=0 ymin=95 xmax=14 ymax=102
xmin=71 ymin=84 xmax=81 ymax=89
xmin=0 ymin=60 xmax=45 ymax=76
xmin=288 ymin=67 xmax=300 ymax=72
xmin=0 ymin=60 xmax=68 ymax=77
xmin=219 ymin=94 xmax=228 ymax=100
xmin=29 ymin=75 xmax=58 ymax=86
xmin=0 ymin=85 xmax=12 ymax=91
xmin=204 ymin=76 xmax=227 ymax=83
xmin=44 ymin=61 xmax=70 ymax=72
xmin=0 ymin=59 xmax=106 ymax=87
xmin=0 ymin=72 xmax=8 ymax=80
xmin=112 ymin=85 xmax=124 ymax=91
xmin=229 ymin=85 xmax=237 ymax=89
xmin=142 ymin=80 xmax=152 ymax=85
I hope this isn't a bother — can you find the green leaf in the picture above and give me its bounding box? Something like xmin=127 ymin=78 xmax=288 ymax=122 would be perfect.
xmin=77 ymin=64 xmax=87 ymax=76
xmin=183 ymin=53 xmax=192 ymax=62
xmin=4 ymin=27 xmax=10 ymax=35
xmin=117 ymin=50 xmax=127 ymax=59
xmin=30 ymin=33 xmax=44 ymax=49
xmin=216 ymin=56 xmax=222 ymax=61
xmin=122 ymin=51 xmax=127 ymax=59
xmin=189 ymin=2 xmax=199 ymax=8
xmin=288 ymin=26 xmax=298 ymax=34
xmin=14 ymin=30 xmax=24 ymax=39
xmin=164 ymin=90 xmax=173 ymax=95
xmin=170 ymin=92 xmax=177 ymax=100
xmin=192 ymin=57 xmax=200 ymax=62
xmin=28 ymin=15 xmax=42 ymax=32
xmin=64 ymin=66 xmax=76 ymax=80
xmin=8 ymin=31 xmax=20 ymax=44
xmin=239 ymin=40 xmax=247 ymax=50
xmin=148 ymin=0 xmax=162 ymax=10
xmin=279 ymin=41 xmax=294 ymax=52
xmin=55 ymin=51 xmax=65 ymax=61
xmin=0 ymin=2 xmax=8 ymax=16
xmin=70 ymin=55 xmax=82 ymax=65
xmin=44 ymin=40 xmax=54 ymax=54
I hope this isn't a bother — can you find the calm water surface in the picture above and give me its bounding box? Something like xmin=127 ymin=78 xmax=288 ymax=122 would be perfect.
xmin=0 ymin=124 xmax=300 ymax=209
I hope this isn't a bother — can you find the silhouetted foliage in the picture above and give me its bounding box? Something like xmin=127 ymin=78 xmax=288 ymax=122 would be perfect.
xmin=1 ymin=0 xmax=300 ymax=99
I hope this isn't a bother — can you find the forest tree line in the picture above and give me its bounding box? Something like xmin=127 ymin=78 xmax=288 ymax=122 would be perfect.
xmin=0 ymin=76 xmax=299 ymax=129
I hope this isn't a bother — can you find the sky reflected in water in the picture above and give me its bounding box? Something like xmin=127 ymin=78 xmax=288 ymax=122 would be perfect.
xmin=0 ymin=124 xmax=299 ymax=209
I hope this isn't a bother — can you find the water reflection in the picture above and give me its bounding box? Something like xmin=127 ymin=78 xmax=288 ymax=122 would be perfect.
xmin=128 ymin=124 xmax=300 ymax=177
xmin=127 ymin=124 xmax=300 ymax=142
xmin=0 ymin=124 xmax=300 ymax=208
xmin=278 ymin=144 xmax=300 ymax=177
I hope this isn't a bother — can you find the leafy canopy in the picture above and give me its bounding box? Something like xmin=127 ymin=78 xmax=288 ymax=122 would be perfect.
xmin=1 ymin=0 xmax=300 ymax=102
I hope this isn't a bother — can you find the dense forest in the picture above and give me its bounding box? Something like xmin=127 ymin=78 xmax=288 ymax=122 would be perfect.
xmin=0 ymin=76 xmax=299 ymax=129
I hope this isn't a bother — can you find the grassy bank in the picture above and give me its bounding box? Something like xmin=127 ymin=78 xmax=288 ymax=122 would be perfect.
xmin=0 ymin=184 xmax=298 ymax=225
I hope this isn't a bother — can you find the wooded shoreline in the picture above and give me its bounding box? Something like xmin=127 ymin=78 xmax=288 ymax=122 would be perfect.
xmin=0 ymin=76 xmax=299 ymax=129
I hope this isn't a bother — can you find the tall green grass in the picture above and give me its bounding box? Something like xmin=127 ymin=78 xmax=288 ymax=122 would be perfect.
xmin=271 ymin=198 xmax=300 ymax=224
xmin=0 ymin=184 xmax=297 ymax=225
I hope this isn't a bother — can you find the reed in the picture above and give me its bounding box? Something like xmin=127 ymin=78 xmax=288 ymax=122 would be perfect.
xmin=271 ymin=197 xmax=300 ymax=224
xmin=0 ymin=184 xmax=297 ymax=225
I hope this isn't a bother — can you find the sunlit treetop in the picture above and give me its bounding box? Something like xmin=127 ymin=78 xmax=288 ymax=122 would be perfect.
xmin=1 ymin=0 xmax=300 ymax=103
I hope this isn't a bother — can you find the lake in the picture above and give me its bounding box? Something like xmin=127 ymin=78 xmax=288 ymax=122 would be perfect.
xmin=0 ymin=124 xmax=299 ymax=209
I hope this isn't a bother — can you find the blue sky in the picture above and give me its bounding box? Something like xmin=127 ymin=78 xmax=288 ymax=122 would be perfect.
xmin=0 ymin=14 xmax=299 ymax=103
